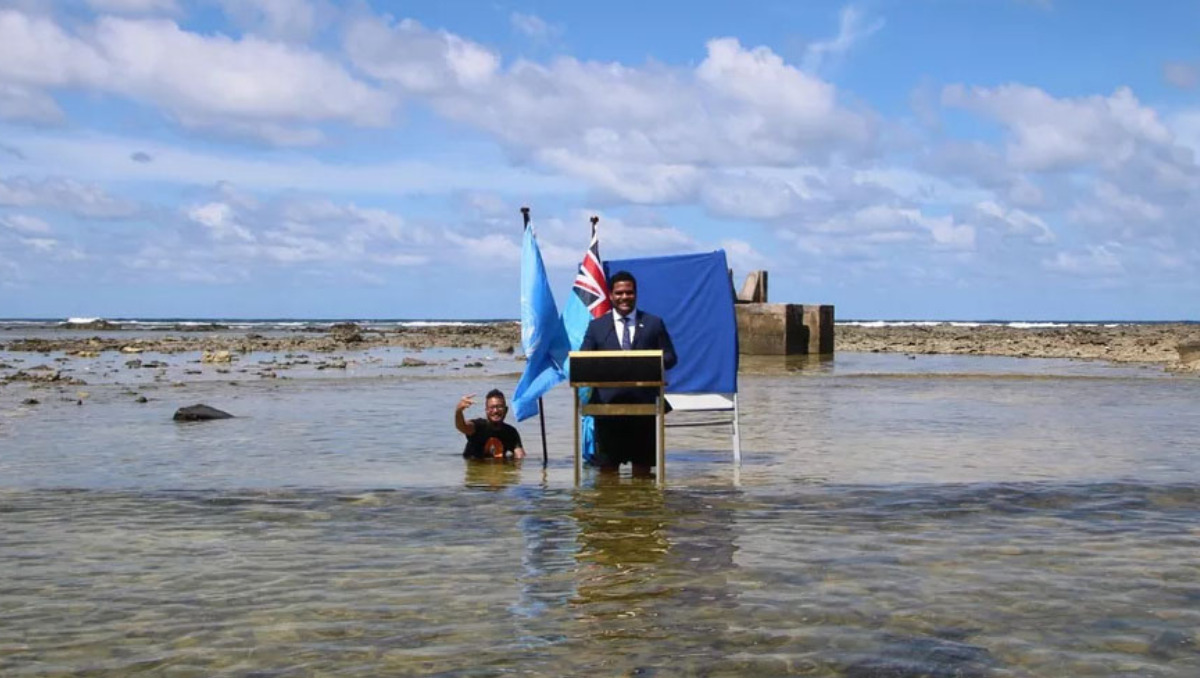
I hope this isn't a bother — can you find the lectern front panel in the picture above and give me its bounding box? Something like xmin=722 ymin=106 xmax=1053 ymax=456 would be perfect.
xmin=568 ymin=350 xmax=663 ymax=386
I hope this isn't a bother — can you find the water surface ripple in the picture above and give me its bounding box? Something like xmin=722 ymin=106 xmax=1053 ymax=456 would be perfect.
xmin=1 ymin=352 xmax=1198 ymax=676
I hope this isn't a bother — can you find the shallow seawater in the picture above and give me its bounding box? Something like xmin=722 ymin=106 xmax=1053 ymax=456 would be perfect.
xmin=2 ymin=351 xmax=1199 ymax=676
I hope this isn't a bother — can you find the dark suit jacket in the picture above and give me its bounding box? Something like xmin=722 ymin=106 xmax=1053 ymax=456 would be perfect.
xmin=580 ymin=309 xmax=677 ymax=404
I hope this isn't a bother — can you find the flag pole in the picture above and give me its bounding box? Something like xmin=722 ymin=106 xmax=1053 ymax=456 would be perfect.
xmin=521 ymin=206 xmax=550 ymax=469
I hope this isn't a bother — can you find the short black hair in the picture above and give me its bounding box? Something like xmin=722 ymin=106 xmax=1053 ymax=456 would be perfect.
xmin=485 ymin=389 xmax=506 ymax=402
xmin=609 ymin=270 xmax=637 ymax=292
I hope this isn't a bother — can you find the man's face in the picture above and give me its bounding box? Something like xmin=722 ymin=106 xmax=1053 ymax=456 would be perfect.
xmin=611 ymin=280 xmax=636 ymax=316
xmin=485 ymin=397 xmax=508 ymax=424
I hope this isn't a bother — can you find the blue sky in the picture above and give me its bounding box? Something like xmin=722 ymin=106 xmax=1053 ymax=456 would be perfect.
xmin=1 ymin=0 xmax=1199 ymax=320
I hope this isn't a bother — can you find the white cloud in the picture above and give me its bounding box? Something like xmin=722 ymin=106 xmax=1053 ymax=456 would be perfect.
xmin=593 ymin=213 xmax=697 ymax=255
xmin=0 ymin=212 xmax=51 ymax=234
xmin=801 ymin=204 xmax=975 ymax=251
xmin=699 ymin=171 xmax=805 ymax=219
xmin=0 ymin=10 xmax=109 ymax=88
xmin=721 ymin=238 xmax=771 ymax=272
xmin=444 ymin=231 xmax=521 ymax=264
xmin=95 ymin=17 xmax=392 ymax=124
xmin=923 ymin=213 xmax=976 ymax=250
xmin=1069 ymin=181 xmax=1164 ymax=227
xmin=12 ymin=129 xmax=581 ymax=195
xmin=697 ymin=38 xmax=843 ymax=132
xmin=942 ymin=84 xmax=1172 ymax=171
xmin=0 ymin=175 xmax=140 ymax=218
xmin=1164 ymin=61 xmax=1199 ymax=90
xmin=975 ymin=200 xmax=1054 ymax=243
xmin=537 ymin=150 xmax=701 ymax=203
xmin=344 ymin=22 xmax=873 ymax=200
xmin=528 ymin=210 xmax=698 ymax=265
xmin=1043 ymin=244 xmax=1124 ymax=276
xmin=1166 ymin=110 xmax=1200 ymax=157
xmin=510 ymin=12 xmax=561 ymax=41
xmin=176 ymin=191 xmax=436 ymax=274
xmin=84 ymin=0 xmax=180 ymax=13
xmin=0 ymin=83 xmax=64 ymax=122
xmin=216 ymin=0 xmax=322 ymax=41
xmin=344 ymin=15 xmax=499 ymax=95
xmin=188 ymin=201 xmax=256 ymax=242
xmin=0 ymin=8 xmax=394 ymax=143
xmin=18 ymin=235 xmax=57 ymax=251
xmin=802 ymin=5 xmax=885 ymax=73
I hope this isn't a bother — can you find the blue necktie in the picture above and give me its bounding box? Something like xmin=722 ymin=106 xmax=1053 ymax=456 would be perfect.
xmin=620 ymin=316 xmax=632 ymax=350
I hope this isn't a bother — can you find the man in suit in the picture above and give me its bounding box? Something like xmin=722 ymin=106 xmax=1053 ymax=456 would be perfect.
xmin=580 ymin=270 xmax=677 ymax=477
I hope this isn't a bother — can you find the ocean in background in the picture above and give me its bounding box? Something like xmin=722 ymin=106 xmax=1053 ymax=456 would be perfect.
xmin=2 ymin=324 xmax=1199 ymax=676
xmin=2 ymin=316 xmax=1199 ymax=332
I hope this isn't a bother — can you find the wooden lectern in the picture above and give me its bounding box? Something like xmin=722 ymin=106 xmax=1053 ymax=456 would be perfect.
xmin=569 ymin=350 xmax=667 ymax=486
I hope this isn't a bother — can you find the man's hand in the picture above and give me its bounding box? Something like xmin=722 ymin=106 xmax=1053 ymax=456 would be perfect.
xmin=455 ymin=394 xmax=477 ymax=435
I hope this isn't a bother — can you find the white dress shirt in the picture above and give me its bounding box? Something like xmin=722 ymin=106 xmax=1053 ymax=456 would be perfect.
xmin=612 ymin=309 xmax=637 ymax=347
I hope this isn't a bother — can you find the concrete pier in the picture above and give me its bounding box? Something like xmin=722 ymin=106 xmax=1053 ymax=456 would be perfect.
xmin=736 ymin=303 xmax=834 ymax=355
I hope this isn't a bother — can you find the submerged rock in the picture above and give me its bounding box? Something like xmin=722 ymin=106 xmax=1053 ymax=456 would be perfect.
xmin=173 ymin=404 xmax=234 ymax=421
xmin=843 ymin=635 xmax=997 ymax=678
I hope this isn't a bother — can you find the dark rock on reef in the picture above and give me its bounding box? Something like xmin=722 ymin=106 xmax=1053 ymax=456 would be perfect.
xmin=173 ymin=404 xmax=234 ymax=421
xmin=329 ymin=323 xmax=363 ymax=343
xmin=1149 ymin=629 xmax=1196 ymax=659
xmin=843 ymin=635 xmax=997 ymax=678
xmin=3 ymin=369 xmax=87 ymax=386
xmin=62 ymin=319 xmax=119 ymax=330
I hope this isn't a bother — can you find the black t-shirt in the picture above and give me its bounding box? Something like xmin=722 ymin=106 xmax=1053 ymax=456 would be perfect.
xmin=462 ymin=419 xmax=523 ymax=460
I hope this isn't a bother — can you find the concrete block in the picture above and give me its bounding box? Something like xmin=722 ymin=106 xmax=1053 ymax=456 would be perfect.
xmin=736 ymin=270 xmax=768 ymax=303
xmin=736 ymin=303 xmax=834 ymax=355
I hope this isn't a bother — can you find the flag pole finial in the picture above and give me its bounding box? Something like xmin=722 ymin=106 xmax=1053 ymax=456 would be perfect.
xmin=590 ymin=215 xmax=599 ymax=227
xmin=521 ymin=207 xmax=531 ymax=229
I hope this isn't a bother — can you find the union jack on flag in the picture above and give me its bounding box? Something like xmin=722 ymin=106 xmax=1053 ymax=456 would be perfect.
xmin=572 ymin=221 xmax=611 ymax=319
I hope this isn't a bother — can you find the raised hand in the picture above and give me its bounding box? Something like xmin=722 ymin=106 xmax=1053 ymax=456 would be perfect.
xmin=456 ymin=394 xmax=476 ymax=412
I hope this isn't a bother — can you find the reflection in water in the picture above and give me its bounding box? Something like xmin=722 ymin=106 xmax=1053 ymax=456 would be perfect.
xmin=566 ymin=483 xmax=742 ymax=672
xmin=572 ymin=482 xmax=670 ymax=625
xmin=1 ymin=484 xmax=1199 ymax=676
xmin=463 ymin=459 xmax=523 ymax=490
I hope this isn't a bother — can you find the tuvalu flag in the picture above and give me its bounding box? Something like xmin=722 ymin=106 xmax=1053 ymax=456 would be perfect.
xmin=562 ymin=218 xmax=611 ymax=349
xmin=511 ymin=221 xmax=570 ymax=422
xmin=562 ymin=218 xmax=611 ymax=462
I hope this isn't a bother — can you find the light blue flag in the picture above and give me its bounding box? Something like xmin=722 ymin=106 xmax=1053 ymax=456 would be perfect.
xmin=512 ymin=225 xmax=570 ymax=422
xmin=562 ymin=220 xmax=610 ymax=462
xmin=563 ymin=291 xmax=600 ymax=463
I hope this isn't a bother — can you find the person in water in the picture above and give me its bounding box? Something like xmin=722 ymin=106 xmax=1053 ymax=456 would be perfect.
xmin=454 ymin=389 xmax=526 ymax=460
